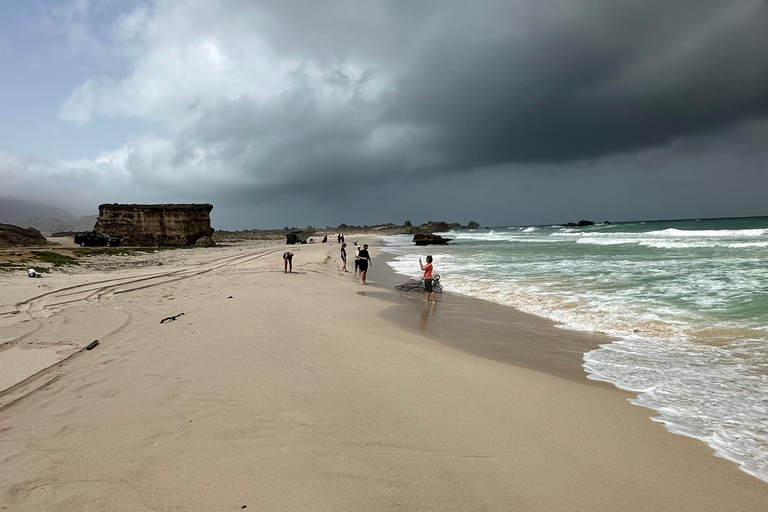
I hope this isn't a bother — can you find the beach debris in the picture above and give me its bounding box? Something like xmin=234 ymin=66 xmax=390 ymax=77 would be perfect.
xmin=86 ymin=340 xmax=99 ymax=350
xmin=27 ymin=268 xmax=42 ymax=278
xmin=241 ymin=506 xmax=247 ymax=509
xmin=228 ymin=296 xmax=233 ymax=299
xmin=160 ymin=312 xmax=186 ymax=324
xmin=395 ymin=275 xmax=443 ymax=293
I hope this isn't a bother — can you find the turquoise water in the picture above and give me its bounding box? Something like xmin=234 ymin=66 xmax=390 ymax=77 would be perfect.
xmin=381 ymin=217 xmax=768 ymax=482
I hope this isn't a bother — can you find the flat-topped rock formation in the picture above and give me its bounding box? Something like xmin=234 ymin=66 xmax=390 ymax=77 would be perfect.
xmin=94 ymin=204 xmax=214 ymax=246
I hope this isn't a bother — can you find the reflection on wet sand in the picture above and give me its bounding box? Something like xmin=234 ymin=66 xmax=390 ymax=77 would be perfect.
xmin=418 ymin=303 xmax=435 ymax=331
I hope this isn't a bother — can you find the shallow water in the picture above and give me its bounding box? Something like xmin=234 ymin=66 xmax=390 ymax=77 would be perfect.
xmin=381 ymin=217 xmax=768 ymax=482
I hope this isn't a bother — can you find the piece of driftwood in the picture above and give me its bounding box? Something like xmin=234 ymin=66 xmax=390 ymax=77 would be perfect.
xmin=160 ymin=313 xmax=185 ymax=324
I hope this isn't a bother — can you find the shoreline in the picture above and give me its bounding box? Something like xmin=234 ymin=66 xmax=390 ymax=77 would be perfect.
xmin=370 ymin=241 xmax=615 ymax=384
xmin=371 ymin=234 xmax=768 ymax=484
xmin=1 ymin=239 xmax=767 ymax=510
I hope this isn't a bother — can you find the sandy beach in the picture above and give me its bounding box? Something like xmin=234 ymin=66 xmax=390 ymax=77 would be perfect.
xmin=1 ymin=239 xmax=767 ymax=511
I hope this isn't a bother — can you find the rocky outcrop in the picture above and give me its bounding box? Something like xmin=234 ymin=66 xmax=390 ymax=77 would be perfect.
xmin=466 ymin=221 xmax=480 ymax=229
xmin=215 ymin=219 xmax=484 ymax=241
xmin=194 ymin=236 xmax=216 ymax=247
xmin=94 ymin=204 xmax=214 ymax=246
xmin=0 ymin=223 xmax=49 ymax=248
xmin=413 ymin=233 xmax=453 ymax=245
xmin=565 ymin=220 xmax=595 ymax=227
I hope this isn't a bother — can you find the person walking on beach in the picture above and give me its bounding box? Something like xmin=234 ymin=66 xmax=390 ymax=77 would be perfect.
xmin=357 ymin=244 xmax=372 ymax=285
xmin=420 ymin=255 xmax=436 ymax=303
xmin=340 ymin=243 xmax=348 ymax=272
xmin=283 ymin=252 xmax=294 ymax=273
xmin=354 ymin=246 xmax=361 ymax=276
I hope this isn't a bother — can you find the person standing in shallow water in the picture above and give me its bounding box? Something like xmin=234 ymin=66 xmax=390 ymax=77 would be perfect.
xmin=357 ymin=244 xmax=372 ymax=285
xmin=283 ymin=252 xmax=293 ymax=273
xmin=420 ymin=255 xmax=436 ymax=303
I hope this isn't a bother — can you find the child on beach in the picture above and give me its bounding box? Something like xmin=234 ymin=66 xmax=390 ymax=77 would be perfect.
xmin=419 ymin=255 xmax=435 ymax=303
xmin=341 ymin=243 xmax=348 ymax=272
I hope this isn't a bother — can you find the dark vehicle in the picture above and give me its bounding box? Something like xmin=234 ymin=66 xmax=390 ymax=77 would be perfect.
xmin=74 ymin=231 xmax=121 ymax=247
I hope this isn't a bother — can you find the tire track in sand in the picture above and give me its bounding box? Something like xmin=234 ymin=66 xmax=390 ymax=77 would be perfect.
xmin=0 ymin=246 xmax=282 ymax=411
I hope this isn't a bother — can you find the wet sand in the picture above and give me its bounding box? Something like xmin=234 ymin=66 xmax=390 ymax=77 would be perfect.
xmin=374 ymin=249 xmax=613 ymax=382
xmin=1 ymin=239 xmax=767 ymax=511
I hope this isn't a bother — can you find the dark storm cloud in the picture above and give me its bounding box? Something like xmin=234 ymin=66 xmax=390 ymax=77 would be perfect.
xmin=162 ymin=0 xmax=768 ymax=203
xmin=13 ymin=0 xmax=763 ymax=225
xmin=386 ymin=0 xmax=768 ymax=165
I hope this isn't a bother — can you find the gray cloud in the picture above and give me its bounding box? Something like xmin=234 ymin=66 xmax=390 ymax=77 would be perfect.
xmin=4 ymin=0 xmax=768 ymax=227
xmin=159 ymin=1 xmax=768 ymax=192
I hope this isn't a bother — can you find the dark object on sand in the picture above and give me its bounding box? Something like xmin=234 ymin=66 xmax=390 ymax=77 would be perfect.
xmin=285 ymin=230 xmax=314 ymax=245
xmin=228 ymin=296 xmax=233 ymax=299
xmin=74 ymin=231 xmax=122 ymax=247
xmin=160 ymin=312 xmax=185 ymax=324
xmin=395 ymin=275 xmax=442 ymax=293
xmin=86 ymin=340 xmax=99 ymax=350
xmin=413 ymin=233 xmax=452 ymax=246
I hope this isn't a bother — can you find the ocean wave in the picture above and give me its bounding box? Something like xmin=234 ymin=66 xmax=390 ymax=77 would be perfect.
xmin=647 ymin=228 xmax=768 ymax=238
xmin=584 ymin=338 xmax=768 ymax=482
xmin=381 ymin=227 xmax=768 ymax=483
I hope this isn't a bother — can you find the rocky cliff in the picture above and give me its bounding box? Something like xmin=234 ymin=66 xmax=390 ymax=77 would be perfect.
xmin=0 ymin=223 xmax=49 ymax=248
xmin=94 ymin=204 xmax=214 ymax=246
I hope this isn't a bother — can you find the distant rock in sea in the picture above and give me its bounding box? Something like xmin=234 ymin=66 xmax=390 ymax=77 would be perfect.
xmin=565 ymin=220 xmax=595 ymax=227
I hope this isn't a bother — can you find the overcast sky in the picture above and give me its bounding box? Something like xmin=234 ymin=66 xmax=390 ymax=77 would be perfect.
xmin=1 ymin=0 xmax=766 ymax=229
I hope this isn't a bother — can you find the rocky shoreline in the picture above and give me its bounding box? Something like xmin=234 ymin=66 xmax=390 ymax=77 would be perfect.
xmin=213 ymin=220 xmax=481 ymax=242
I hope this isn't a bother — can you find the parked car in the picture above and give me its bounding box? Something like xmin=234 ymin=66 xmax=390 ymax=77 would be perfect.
xmin=73 ymin=231 xmax=122 ymax=247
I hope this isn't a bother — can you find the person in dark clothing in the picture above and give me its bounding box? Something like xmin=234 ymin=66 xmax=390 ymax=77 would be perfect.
xmin=341 ymin=243 xmax=348 ymax=272
xmin=283 ymin=252 xmax=294 ymax=273
xmin=357 ymin=243 xmax=372 ymax=285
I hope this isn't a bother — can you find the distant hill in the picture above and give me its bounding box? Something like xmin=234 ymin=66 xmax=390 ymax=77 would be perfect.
xmin=0 ymin=197 xmax=96 ymax=235
xmin=12 ymin=215 xmax=98 ymax=235
xmin=0 ymin=197 xmax=76 ymax=222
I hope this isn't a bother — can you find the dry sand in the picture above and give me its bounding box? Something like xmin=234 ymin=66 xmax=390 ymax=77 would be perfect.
xmin=1 ymin=239 xmax=767 ymax=511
